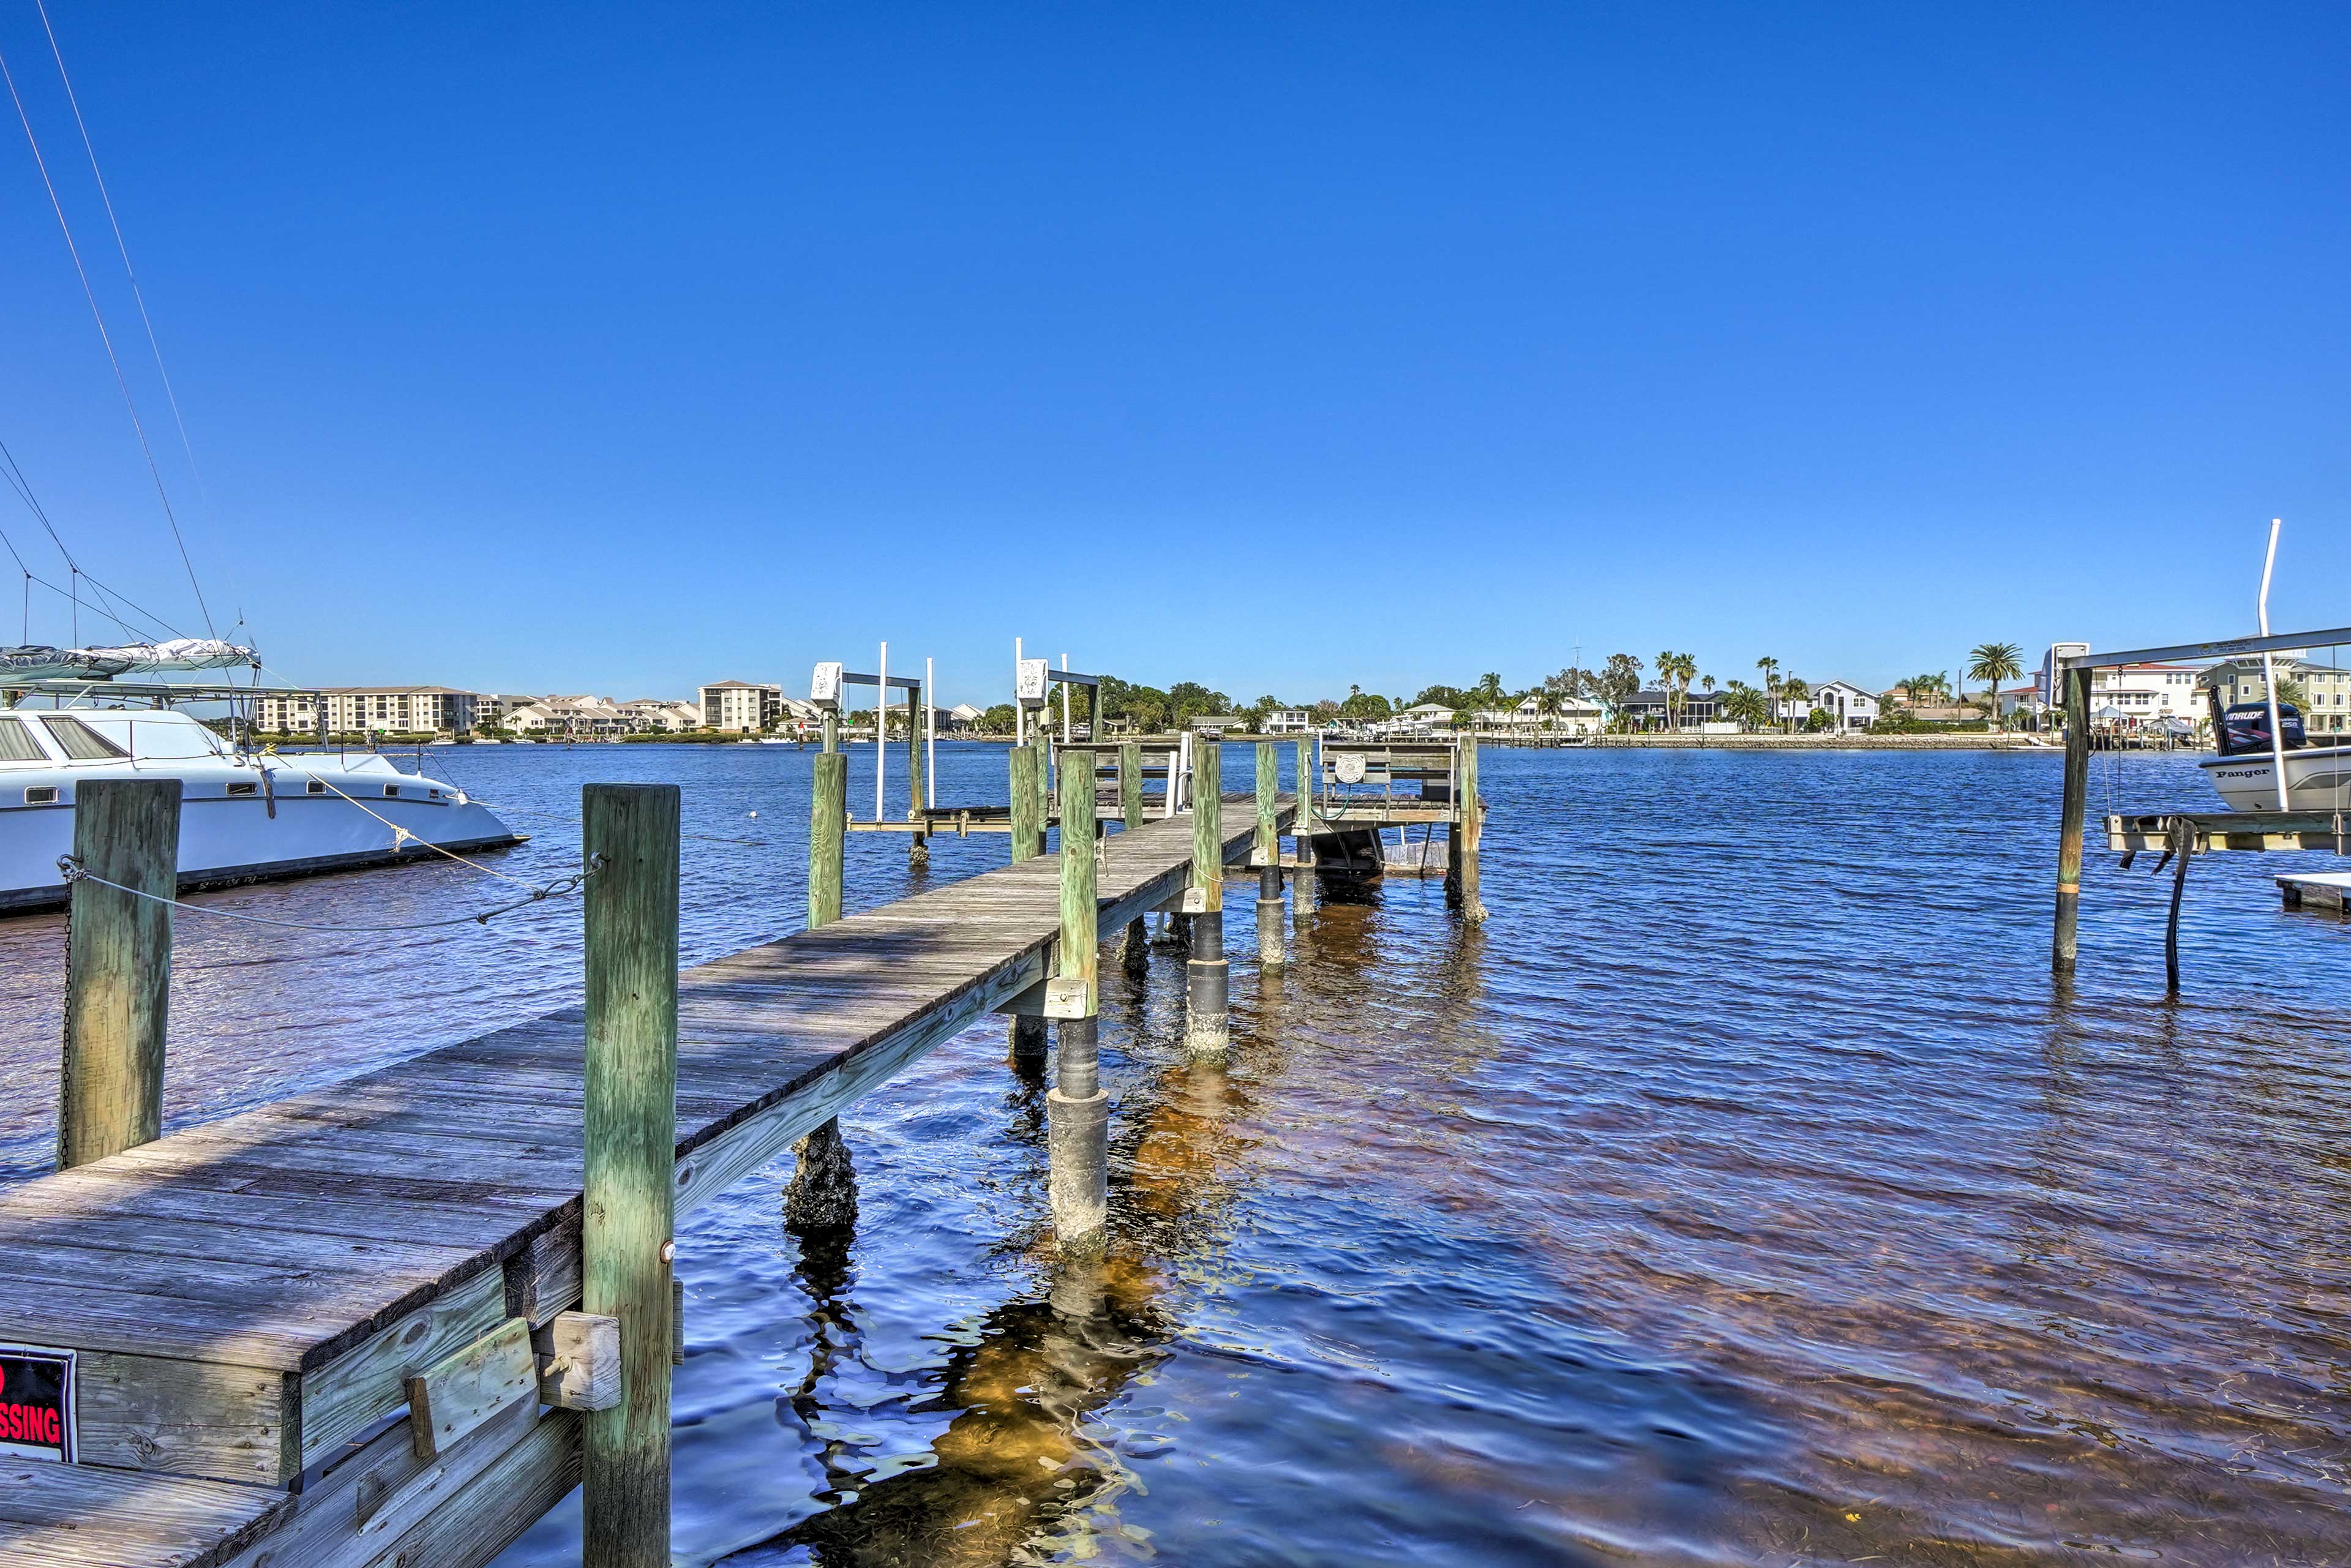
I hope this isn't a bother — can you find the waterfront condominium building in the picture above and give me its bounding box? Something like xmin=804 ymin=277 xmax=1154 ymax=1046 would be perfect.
xmin=255 ymin=686 xmax=479 ymax=736
xmin=2202 ymin=657 xmax=2351 ymax=735
xmin=700 ymin=680 xmax=783 ymax=732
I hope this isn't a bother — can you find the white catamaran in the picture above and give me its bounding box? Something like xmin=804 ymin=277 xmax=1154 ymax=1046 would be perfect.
xmin=0 ymin=642 xmax=519 ymax=913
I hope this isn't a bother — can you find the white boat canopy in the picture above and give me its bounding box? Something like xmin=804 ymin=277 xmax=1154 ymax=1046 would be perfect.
xmin=0 ymin=639 xmax=259 ymax=683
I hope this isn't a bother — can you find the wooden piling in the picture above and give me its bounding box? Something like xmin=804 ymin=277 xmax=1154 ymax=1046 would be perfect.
xmin=906 ymin=682 xmax=928 ymax=866
xmin=1008 ymin=743 xmax=1048 ymax=1063
xmin=1048 ymin=757 xmax=1107 ymax=1240
xmin=58 ymin=778 xmax=182 ymax=1170
xmin=1118 ymin=741 xmax=1149 ymax=969
xmin=1120 ymin=741 xmax=1144 ymax=831
xmin=2053 ymin=665 xmax=2091 ymax=974
xmin=1186 ymin=739 xmax=1229 ymax=1052
xmin=1010 ymin=745 xmax=1040 ymax=864
xmin=809 ymin=722 xmax=847 ymax=929
xmin=1255 ymin=741 xmax=1283 ymax=967
xmin=1454 ymin=736 xmax=1487 ymax=923
xmin=1035 ymin=739 xmax=1054 ymax=857
xmin=580 ymin=784 xmax=680 ymax=1568
xmin=1293 ymin=734 xmax=1317 ymax=887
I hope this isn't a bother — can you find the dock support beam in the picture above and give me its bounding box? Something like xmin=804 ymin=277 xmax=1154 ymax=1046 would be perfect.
xmin=1255 ymin=740 xmax=1283 ymax=968
xmin=2053 ymin=666 xmax=2091 ymax=974
xmin=1445 ymin=737 xmax=1487 ymax=923
xmin=58 ymin=778 xmax=181 ymax=1169
xmin=809 ymin=713 xmax=845 ymax=928
xmin=582 ymin=784 xmax=680 ymax=1568
xmin=1048 ymin=758 xmax=1107 ymax=1242
xmin=1187 ymin=740 xmax=1229 ymax=1053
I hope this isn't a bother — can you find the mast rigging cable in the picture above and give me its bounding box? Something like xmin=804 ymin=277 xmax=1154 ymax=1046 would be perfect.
xmin=0 ymin=31 xmax=215 ymax=636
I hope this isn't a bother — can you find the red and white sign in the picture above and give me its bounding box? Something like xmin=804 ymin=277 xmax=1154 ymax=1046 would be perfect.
xmin=0 ymin=1346 xmax=76 ymax=1462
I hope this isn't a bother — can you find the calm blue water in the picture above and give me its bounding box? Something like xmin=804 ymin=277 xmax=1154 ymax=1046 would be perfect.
xmin=2 ymin=743 xmax=2347 ymax=1564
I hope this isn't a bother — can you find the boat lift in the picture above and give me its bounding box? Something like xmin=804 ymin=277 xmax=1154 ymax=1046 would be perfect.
xmin=811 ymin=645 xmax=958 ymax=858
xmin=2053 ymin=620 xmax=2351 ymax=994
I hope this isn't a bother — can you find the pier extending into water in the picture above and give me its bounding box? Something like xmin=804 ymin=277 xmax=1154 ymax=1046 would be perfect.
xmin=0 ymin=732 xmax=1485 ymax=1567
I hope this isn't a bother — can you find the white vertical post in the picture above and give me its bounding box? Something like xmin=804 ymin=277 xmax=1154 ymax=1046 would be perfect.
xmin=926 ymin=656 xmax=936 ymax=811
xmin=1061 ymin=653 xmax=1072 ymax=744
xmin=1014 ymin=637 xmax=1025 ymax=748
xmin=2259 ymin=518 xmax=2289 ymax=812
xmin=876 ymin=641 xmax=889 ymax=822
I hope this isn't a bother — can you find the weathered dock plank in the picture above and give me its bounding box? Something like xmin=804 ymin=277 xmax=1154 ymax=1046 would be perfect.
xmin=0 ymin=1460 xmax=291 ymax=1568
xmin=0 ymin=798 xmax=1290 ymax=1564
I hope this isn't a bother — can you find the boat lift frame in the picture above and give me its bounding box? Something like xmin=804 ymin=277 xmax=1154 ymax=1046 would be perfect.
xmin=2052 ymin=621 xmax=2351 ymax=994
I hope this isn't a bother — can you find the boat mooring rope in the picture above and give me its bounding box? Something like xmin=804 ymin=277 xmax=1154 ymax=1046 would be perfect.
xmin=53 ymin=853 xmax=603 ymax=933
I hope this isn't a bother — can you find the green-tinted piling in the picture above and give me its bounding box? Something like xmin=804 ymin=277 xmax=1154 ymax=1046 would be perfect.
xmin=906 ymin=683 xmax=928 ymax=866
xmin=1048 ymin=758 xmax=1106 ymax=1241
xmin=580 ymin=784 xmax=681 ymax=1568
xmin=1010 ymin=745 xmax=1040 ymax=863
xmin=809 ymin=715 xmax=846 ymax=929
xmin=1186 ymin=740 xmax=1229 ymax=1052
xmin=58 ymin=778 xmax=181 ymax=1169
xmin=1120 ymin=741 xmax=1144 ymax=831
xmin=1009 ymin=743 xmax=1048 ymax=1063
xmin=1254 ymin=740 xmax=1283 ymax=967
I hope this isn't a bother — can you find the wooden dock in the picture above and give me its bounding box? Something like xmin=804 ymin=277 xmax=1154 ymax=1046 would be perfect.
xmin=0 ymin=795 xmax=1297 ymax=1568
xmin=2278 ymin=869 xmax=2351 ymax=913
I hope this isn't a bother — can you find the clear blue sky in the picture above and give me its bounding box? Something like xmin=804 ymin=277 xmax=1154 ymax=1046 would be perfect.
xmin=1 ymin=3 xmax=2344 ymax=707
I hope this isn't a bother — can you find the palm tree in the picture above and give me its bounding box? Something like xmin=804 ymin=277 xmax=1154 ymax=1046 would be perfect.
xmin=1722 ymin=680 xmax=1769 ymax=731
xmin=1780 ymin=675 xmax=1811 ymax=733
xmin=1966 ymin=642 xmax=2023 ymax=730
xmin=1755 ymin=656 xmax=1780 ymax=726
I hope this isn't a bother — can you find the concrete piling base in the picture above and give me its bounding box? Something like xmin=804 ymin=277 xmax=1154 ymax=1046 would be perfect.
xmin=1047 ymin=1012 xmax=1109 ymax=1244
xmin=1256 ymin=863 xmax=1283 ymax=967
xmin=784 ymin=1117 xmax=858 ymax=1235
xmin=1185 ymin=910 xmax=1230 ymax=1054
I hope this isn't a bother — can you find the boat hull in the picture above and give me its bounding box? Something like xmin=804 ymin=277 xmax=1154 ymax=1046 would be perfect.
xmin=0 ymin=711 xmax=523 ymax=912
xmin=2200 ymin=745 xmax=2351 ymax=812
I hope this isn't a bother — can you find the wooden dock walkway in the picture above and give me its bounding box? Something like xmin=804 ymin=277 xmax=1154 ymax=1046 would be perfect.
xmin=0 ymin=795 xmax=1294 ymax=1568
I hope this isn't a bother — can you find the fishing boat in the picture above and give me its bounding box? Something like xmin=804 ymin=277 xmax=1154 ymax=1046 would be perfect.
xmin=2199 ymin=699 xmax=2351 ymax=812
xmin=2194 ymin=519 xmax=2351 ymax=813
xmin=0 ymin=646 xmax=520 ymax=913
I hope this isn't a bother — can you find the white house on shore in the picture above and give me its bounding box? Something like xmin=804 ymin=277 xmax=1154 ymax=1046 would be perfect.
xmin=1778 ymin=680 xmax=1879 ymax=732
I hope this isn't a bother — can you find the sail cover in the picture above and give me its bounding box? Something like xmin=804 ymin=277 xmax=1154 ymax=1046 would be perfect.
xmin=0 ymin=639 xmax=260 ymax=683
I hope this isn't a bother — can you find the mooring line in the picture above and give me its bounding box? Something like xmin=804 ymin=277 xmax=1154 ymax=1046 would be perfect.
xmin=54 ymin=853 xmax=602 ymax=932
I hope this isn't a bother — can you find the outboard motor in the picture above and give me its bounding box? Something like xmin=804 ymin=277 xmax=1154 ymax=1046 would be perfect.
xmin=2216 ymin=700 xmax=2305 ymax=757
